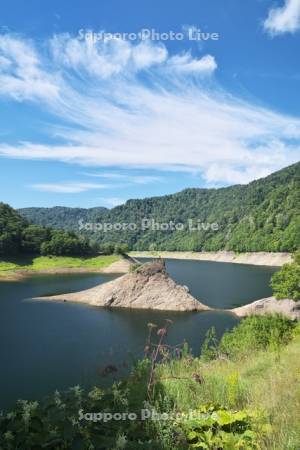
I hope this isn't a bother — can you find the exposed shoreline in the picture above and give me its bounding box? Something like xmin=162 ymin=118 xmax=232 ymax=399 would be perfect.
xmin=231 ymin=296 xmax=300 ymax=320
xmin=129 ymin=251 xmax=292 ymax=267
xmin=28 ymin=257 xmax=299 ymax=319
xmin=0 ymin=257 xmax=132 ymax=281
xmin=3 ymin=254 xmax=298 ymax=319
xmin=0 ymin=251 xmax=291 ymax=281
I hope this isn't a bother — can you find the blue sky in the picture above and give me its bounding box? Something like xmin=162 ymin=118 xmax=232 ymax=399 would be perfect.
xmin=0 ymin=0 xmax=300 ymax=208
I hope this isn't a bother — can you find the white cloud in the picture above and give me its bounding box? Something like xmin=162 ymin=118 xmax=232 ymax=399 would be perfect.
xmin=131 ymin=41 xmax=168 ymax=69
xmin=264 ymin=0 xmax=300 ymax=35
xmin=0 ymin=34 xmax=60 ymax=101
xmin=83 ymin=172 xmax=162 ymax=184
xmin=0 ymin=33 xmax=299 ymax=186
xmin=168 ymin=53 xmax=217 ymax=74
xmin=50 ymin=34 xmax=168 ymax=78
xmin=30 ymin=182 xmax=113 ymax=193
xmin=130 ymin=175 xmax=162 ymax=184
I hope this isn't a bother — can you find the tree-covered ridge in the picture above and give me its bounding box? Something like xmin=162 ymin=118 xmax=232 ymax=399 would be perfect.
xmin=19 ymin=162 xmax=300 ymax=252
xmin=0 ymin=203 xmax=94 ymax=256
xmin=18 ymin=206 xmax=107 ymax=232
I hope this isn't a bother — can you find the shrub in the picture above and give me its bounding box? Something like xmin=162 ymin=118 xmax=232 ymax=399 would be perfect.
xmin=114 ymin=243 xmax=129 ymax=255
xmin=40 ymin=231 xmax=91 ymax=256
xmin=271 ymin=261 xmax=300 ymax=301
xmin=21 ymin=225 xmax=50 ymax=254
xmin=219 ymin=315 xmax=296 ymax=359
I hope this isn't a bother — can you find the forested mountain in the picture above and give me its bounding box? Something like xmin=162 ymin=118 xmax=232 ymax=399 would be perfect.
xmin=19 ymin=162 xmax=300 ymax=252
xmin=18 ymin=206 xmax=107 ymax=232
xmin=0 ymin=203 xmax=95 ymax=256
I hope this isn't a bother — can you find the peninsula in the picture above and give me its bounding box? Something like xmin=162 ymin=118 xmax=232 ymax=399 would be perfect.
xmin=34 ymin=260 xmax=210 ymax=312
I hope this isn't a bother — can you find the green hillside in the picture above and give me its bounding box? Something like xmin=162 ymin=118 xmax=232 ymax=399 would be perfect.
xmin=0 ymin=203 xmax=95 ymax=257
xmin=18 ymin=206 xmax=107 ymax=232
xmin=19 ymin=162 xmax=300 ymax=252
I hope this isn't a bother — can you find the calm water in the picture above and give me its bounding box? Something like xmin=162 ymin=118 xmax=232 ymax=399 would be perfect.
xmin=139 ymin=258 xmax=277 ymax=308
xmin=0 ymin=260 xmax=277 ymax=410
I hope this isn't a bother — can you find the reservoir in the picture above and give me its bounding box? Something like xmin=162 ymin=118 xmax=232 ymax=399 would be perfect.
xmin=0 ymin=259 xmax=277 ymax=410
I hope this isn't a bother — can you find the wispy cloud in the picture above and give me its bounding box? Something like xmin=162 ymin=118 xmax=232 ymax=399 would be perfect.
xmin=30 ymin=182 xmax=113 ymax=193
xmin=0 ymin=33 xmax=299 ymax=185
xmin=83 ymin=172 xmax=162 ymax=184
xmin=264 ymin=0 xmax=300 ymax=35
xmin=0 ymin=34 xmax=60 ymax=101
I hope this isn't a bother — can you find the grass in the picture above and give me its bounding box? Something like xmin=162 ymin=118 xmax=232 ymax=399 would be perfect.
xmin=156 ymin=327 xmax=300 ymax=449
xmin=0 ymin=255 xmax=120 ymax=277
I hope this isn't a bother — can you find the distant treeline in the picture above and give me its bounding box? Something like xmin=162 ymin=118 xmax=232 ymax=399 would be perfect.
xmin=19 ymin=162 xmax=300 ymax=252
xmin=0 ymin=203 xmax=127 ymax=257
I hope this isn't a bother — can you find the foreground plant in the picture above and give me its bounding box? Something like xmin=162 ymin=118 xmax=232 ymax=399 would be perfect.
xmin=271 ymin=250 xmax=300 ymax=301
xmin=174 ymin=404 xmax=269 ymax=449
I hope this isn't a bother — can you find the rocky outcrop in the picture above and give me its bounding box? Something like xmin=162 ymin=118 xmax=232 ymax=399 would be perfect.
xmin=35 ymin=260 xmax=210 ymax=312
xmin=231 ymin=296 xmax=300 ymax=320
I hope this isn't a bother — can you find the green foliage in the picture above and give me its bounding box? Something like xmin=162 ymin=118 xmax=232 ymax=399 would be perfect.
xmin=200 ymin=327 xmax=220 ymax=362
xmin=0 ymin=363 xmax=167 ymax=450
xmin=201 ymin=316 xmax=297 ymax=362
xmin=0 ymin=375 xmax=267 ymax=450
xmin=294 ymin=250 xmax=300 ymax=265
xmin=219 ymin=315 xmax=296 ymax=359
xmin=99 ymin=242 xmax=117 ymax=255
xmin=0 ymin=385 xmax=133 ymax=450
xmin=0 ymin=202 xmax=104 ymax=257
xmin=175 ymin=404 xmax=267 ymax=449
xmin=21 ymin=224 xmax=51 ymax=253
xmin=40 ymin=230 xmax=91 ymax=256
xmin=271 ymin=253 xmax=300 ymax=301
xmin=0 ymin=203 xmax=25 ymax=255
xmin=113 ymin=243 xmax=129 ymax=255
xmin=18 ymin=206 xmax=107 ymax=231
xmin=19 ymin=162 xmax=300 ymax=252
xmin=98 ymin=242 xmax=129 ymax=255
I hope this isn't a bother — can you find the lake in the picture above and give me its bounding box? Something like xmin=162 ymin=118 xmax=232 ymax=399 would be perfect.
xmin=0 ymin=259 xmax=277 ymax=411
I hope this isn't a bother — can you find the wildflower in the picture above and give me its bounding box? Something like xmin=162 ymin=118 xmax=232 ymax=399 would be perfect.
xmin=157 ymin=327 xmax=167 ymax=337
